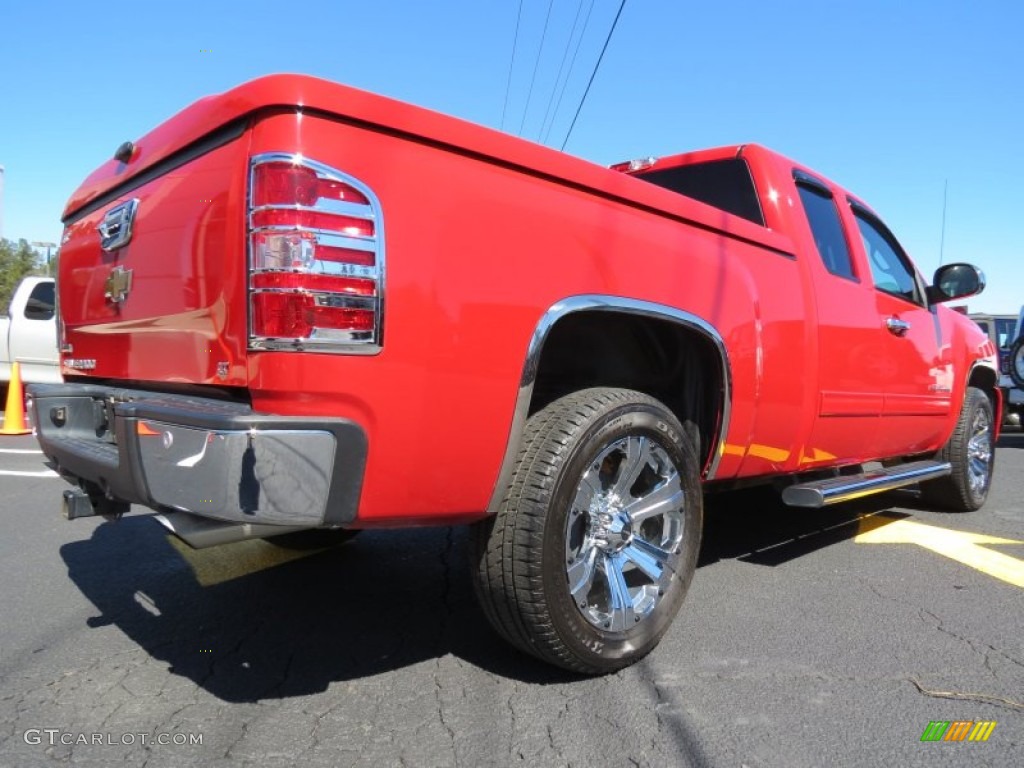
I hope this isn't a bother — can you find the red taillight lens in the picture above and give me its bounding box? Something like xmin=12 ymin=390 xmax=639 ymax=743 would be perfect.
xmin=251 ymin=293 xmax=375 ymax=338
xmin=316 ymin=177 xmax=370 ymax=206
xmin=252 ymin=162 xmax=371 ymax=207
xmin=315 ymin=244 xmax=375 ymax=267
xmin=253 ymin=163 xmax=320 ymax=206
xmin=251 ymin=272 xmax=375 ymax=296
xmin=252 ymin=292 xmax=315 ymax=338
xmin=311 ymin=306 xmax=375 ymax=332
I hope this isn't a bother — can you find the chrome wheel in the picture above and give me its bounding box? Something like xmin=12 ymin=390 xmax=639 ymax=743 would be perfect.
xmin=920 ymin=386 xmax=995 ymax=512
xmin=471 ymin=387 xmax=702 ymax=673
xmin=565 ymin=435 xmax=685 ymax=633
xmin=966 ymin=408 xmax=992 ymax=495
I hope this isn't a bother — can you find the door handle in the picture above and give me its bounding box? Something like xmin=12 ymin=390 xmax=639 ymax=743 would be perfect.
xmin=886 ymin=317 xmax=911 ymax=337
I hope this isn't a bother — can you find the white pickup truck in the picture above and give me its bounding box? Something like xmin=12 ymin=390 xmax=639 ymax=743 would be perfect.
xmin=1 ymin=276 xmax=60 ymax=385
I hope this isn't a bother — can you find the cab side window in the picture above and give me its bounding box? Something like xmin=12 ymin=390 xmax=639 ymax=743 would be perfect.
xmin=24 ymin=281 xmax=55 ymax=321
xmin=795 ymin=179 xmax=856 ymax=280
xmin=853 ymin=211 xmax=920 ymax=304
xmin=636 ymin=158 xmax=765 ymax=225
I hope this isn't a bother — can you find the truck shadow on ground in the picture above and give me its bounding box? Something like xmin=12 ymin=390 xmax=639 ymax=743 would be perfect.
xmin=61 ymin=489 xmax=911 ymax=700
xmin=997 ymin=430 xmax=1024 ymax=450
xmin=700 ymin=487 xmax=908 ymax=568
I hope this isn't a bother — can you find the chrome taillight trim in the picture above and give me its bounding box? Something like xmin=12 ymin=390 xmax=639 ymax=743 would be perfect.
xmin=249 ymin=333 xmax=375 ymax=350
xmin=247 ymin=152 xmax=385 ymax=354
xmin=250 ymin=200 xmax=374 ymax=218
xmin=249 ymin=289 xmax=377 ymax=309
xmin=249 ymin=227 xmax=377 ymax=251
xmin=252 ymin=263 xmax=377 ymax=280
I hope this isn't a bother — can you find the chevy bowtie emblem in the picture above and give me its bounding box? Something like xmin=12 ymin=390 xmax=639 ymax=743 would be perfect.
xmin=105 ymin=266 xmax=134 ymax=305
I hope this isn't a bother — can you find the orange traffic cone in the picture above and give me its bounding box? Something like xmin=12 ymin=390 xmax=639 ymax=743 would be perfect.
xmin=1 ymin=361 xmax=31 ymax=435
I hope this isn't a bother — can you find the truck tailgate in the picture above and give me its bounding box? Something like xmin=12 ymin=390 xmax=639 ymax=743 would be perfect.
xmin=58 ymin=129 xmax=250 ymax=387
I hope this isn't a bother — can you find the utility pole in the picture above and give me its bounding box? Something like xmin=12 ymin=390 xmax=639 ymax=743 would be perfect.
xmin=31 ymin=241 xmax=57 ymax=275
xmin=938 ymin=179 xmax=948 ymax=266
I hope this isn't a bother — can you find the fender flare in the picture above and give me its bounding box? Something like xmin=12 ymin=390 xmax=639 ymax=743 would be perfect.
xmin=486 ymin=294 xmax=733 ymax=515
xmin=966 ymin=357 xmax=1002 ymax=433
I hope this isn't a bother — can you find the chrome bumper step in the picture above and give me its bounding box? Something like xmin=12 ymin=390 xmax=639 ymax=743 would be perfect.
xmin=781 ymin=460 xmax=951 ymax=508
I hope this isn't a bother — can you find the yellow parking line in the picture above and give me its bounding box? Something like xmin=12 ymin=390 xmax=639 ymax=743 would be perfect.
xmin=856 ymin=515 xmax=1024 ymax=588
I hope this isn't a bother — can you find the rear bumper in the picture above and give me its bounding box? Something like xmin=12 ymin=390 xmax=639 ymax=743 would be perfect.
xmin=27 ymin=383 xmax=367 ymax=527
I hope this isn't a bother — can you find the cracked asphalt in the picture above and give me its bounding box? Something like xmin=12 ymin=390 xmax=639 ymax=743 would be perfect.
xmin=1 ymin=432 xmax=1022 ymax=767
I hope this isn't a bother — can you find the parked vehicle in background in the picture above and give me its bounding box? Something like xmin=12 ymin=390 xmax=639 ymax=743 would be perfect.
xmin=1 ymin=276 xmax=59 ymax=385
xmin=29 ymin=75 xmax=999 ymax=674
xmin=971 ymin=310 xmax=1024 ymax=426
xmin=1005 ymin=307 xmax=1024 ymax=402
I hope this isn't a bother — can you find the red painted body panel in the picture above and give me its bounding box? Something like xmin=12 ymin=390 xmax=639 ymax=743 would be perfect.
xmin=243 ymin=112 xmax=795 ymax=522
xmin=56 ymin=75 xmax=996 ymax=526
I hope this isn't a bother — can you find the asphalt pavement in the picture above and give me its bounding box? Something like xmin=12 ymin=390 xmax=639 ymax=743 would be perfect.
xmin=0 ymin=431 xmax=1021 ymax=767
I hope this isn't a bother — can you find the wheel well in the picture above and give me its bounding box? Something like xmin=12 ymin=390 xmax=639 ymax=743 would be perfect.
xmin=529 ymin=311 xmax=725 ymax=472
xmin=968 ymin=364 xmax=998 ymax=401
xmin=968 ymin=363 xmax=999 ymax=417
xmin=968 ymin=364 xmax=997 ymax=391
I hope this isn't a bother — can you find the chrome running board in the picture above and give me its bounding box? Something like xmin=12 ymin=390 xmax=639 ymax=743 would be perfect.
xmin=781 ymin=460 xmax=951 ymax=508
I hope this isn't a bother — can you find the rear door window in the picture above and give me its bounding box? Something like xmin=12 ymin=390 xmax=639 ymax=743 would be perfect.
xmin=795 ymin=178 xmax=856 ymax=280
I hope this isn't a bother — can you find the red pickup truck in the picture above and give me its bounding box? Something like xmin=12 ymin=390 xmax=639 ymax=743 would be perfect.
xmin=29 ymin=75 xmax=999 ymax=674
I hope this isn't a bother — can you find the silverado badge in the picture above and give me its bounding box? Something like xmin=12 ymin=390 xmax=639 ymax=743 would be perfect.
xmin=104 ymin=266 xmax=134 ymax=305
xmin=97 ymin=198 xmax=139 ymax=252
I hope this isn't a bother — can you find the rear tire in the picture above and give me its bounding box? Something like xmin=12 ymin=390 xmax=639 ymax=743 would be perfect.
xmin=470 ymin=387 xmax=703 ymax=674
xmin=920 ymin=386 xmax=994 ymax=511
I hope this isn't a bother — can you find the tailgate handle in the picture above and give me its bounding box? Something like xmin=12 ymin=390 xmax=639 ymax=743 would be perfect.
xmin=886 ymin=317 xmax=911 ymax=337
xmin=97 ymin=198 xmax=140 ymax=252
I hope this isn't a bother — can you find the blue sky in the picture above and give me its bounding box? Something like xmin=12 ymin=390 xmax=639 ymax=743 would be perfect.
xmin=1 ymin=0 xmax=1021 ymax=313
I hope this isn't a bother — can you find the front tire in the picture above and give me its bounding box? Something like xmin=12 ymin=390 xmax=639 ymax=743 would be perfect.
xmin=920 ymin=386 xmax=994 ymax=511
xmin=470 ymin=388 xmax=703 ymax=674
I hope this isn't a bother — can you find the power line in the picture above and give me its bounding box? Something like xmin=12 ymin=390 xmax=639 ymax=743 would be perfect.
xmin=537 ymin=0 xmax=587 ymax=143
xmin=560 ymin=0 xmax=628 ymax=152
xmin=542 ymin=0 xmax=596 ymax=146
xmin=517 ymin=0 xmax=556 ymax=137
xmin=500 ymin=0 xmax=525 ymax=132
